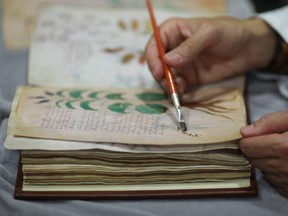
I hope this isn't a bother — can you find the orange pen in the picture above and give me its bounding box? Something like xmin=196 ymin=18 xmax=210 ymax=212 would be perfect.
xmin=146 ymin=0 xmax=187 ymax=131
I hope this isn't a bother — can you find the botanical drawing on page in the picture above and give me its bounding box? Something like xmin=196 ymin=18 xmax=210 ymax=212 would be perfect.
xmin=28 ymin=5 xmax=160 ymax=88
xmin=13 ymin=86 xmax=246 ymax=145
xmin=21 ymin=3 xmax=225 ymax=88
xmin=3 ymin=0 xmax=226 ymax=49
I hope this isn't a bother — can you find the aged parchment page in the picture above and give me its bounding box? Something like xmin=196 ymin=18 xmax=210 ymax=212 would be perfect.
xmin=14 ymin=86 xmax=246 ymax=145
xmin=27 ymin=4 xmax=226 ymax=88
xmin=5 ymin=87 xmax=241 ymax=151
xmin=28 ymin=5 xmax=160 ymax=88
xmin=2 ymin=0 xmax=226 ymax=49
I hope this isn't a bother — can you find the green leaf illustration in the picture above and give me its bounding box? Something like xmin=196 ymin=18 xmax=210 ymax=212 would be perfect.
xmin=56 ymin=100 xmax=64 ymax=108
xmin=56 ymin=89 xmax=66 ymax=97
xmin=88 ymin=92 xmax=100 ymax=99
xmin=136 ymin=92 xmax=166 ymax=101
xmin=37 ymin=99 xmax=50 ymax=104
xmin=31 ymin=96 xmax=47 ymax=99
xmin=135 ymin=104 xmax=167 ymax=114
xmin=80 ymin=100 xmax=97 ymax=111
xmin=106 ymin=93 xmax=124 ymax=100
xmin=108 ymin=102 xmax=132 ymax=114
xmin=65 ymin=100 xmax=78 ymax=110
xmin=69 ymin=90 xmax=86 ymax=99
xmin=45 ymin=91 xmax=55 ymax=96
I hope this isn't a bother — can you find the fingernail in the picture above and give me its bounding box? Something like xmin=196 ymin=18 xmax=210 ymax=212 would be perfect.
xmin=165 ymin=52 xmax=183 ymax=63
xmin=241 ymin=124 xmax=255 ymax=134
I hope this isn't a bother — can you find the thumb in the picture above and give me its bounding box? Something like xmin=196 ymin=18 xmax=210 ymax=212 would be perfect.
xmin=241 ymin=111 xmax=288 ymax=137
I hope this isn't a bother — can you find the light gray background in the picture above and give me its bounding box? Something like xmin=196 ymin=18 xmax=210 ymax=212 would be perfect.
xmin=1 ymin=1 xmax=288 ymax=216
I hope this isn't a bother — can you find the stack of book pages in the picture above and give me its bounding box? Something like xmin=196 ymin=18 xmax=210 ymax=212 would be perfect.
xmin=20 ymin=147 xmax=251 ymax=192
xmin=5 ymin=83 xmax=256 ymax=198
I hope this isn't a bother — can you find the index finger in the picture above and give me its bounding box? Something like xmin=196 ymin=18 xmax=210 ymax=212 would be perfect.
xmin=239 ymin=133 xmax=287 ymax=159
xmin=145 ymin=36 xmax=164 ymax=82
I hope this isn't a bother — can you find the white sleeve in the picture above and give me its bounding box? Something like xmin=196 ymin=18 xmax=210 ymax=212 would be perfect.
xmin=258 ymin=5 xmax=288 ymax=42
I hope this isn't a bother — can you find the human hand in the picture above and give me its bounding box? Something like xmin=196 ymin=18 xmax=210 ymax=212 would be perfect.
xmin=240 ymin=111 xmax=288 ymax=198
xmin=145 ymin=16 xmax=276 ymax=94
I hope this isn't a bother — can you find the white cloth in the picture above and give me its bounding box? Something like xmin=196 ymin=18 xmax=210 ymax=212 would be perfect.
xmin=258 ymin=5 xmax=288 ymax=100
xmin=259 ymin=5 xmax=288 ymax=42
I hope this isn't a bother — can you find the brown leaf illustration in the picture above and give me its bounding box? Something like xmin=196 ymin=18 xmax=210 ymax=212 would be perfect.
xmin=122 ymin=53 xmax=135 ymax=64
xmin=183 ymin=89 xmax=238 ymax=120
xmin=138 ymin=53 xmax=146 ymax=64
xmin=103 ymin=47 xmax=124 ymax=53
xmin=118 ymin=20 xmax=127 ymax=30
xmin=131 ymin=19 xmax=139 ymax=31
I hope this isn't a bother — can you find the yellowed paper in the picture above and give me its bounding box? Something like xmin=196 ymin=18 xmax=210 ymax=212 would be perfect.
xmin=28 ymin=5 xmax=158 ymax=88
xmin=3 ymin=0 xmax=226 ymax=49
xmin=4 ymin=86 xmax=241 ymax=152
xmin=23 ymin=179 xmax=250 ymax=192
xmin=14 ymin=85 xmax=246 ymax=145
xmin=27 ymin=4 xmax=225 ymax=88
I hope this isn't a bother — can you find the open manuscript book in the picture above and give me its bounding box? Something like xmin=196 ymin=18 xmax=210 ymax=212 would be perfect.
xmin=4 ymin=2 xmax=257 ymax=199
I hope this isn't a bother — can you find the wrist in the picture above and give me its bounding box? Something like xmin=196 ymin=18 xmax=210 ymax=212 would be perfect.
xmin=265 ymin=33 xmax=288 ymax=74
xmin=244 ymin=18 xmax=277 ymax=70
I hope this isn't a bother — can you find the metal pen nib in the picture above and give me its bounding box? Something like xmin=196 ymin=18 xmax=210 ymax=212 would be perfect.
xmin=171 ymin=93 xmax=187 ymax=132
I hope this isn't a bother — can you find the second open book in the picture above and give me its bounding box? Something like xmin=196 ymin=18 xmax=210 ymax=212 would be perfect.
xmin=4 ymin=3 xmax=256 ymax=198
